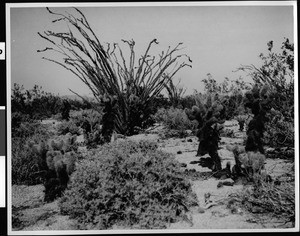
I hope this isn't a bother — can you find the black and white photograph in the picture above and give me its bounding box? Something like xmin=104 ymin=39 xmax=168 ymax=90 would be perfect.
xmin=6 ymin=1 xmax=298 ymax=234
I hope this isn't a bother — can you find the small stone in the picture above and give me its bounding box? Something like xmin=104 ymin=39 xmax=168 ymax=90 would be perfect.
xmin=219 ymin=174 xmax=228 ymax=180
xmin=186 ymin=130 xmax=192 ymax=135
xmin=177 ymin=150 xmax=182 ymax=154
xmin=222 ymin=181 xmax=234 ymax=186
xmin=251 ymin=206 xmax=264 ymax=213
xmin=198 ymin=207 xmax=205 ymax=214
xmin=187 ymin=138 xmax=193 ymax=142
xmin=180 ymin=163 xmax=187 ymax=168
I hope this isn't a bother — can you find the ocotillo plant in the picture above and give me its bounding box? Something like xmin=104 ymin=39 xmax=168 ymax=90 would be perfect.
xmin=38 ymin=7 xmax=192 ymax=136
xmin=185 ymin=93 xmax=226 ymax=171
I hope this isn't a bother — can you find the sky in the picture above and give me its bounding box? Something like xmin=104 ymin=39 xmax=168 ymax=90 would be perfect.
xmin=8 ymin=2 xmax=295 ymax=97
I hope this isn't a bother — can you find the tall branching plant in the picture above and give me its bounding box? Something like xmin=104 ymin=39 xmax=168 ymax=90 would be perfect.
xmin=38 ymin=7 xmax=191 ymax=136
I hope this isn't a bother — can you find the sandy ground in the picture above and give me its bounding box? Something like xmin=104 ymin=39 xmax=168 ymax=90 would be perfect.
xmin=10 ymin=120 xmax=294 ymax=231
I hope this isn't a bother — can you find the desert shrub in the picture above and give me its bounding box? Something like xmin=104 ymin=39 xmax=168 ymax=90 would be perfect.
xmin=237 ymin=39 xmax=294 ymax=150
xmin=220 ymin=128 xmax=234 ymax=138
xmin=180 ymin=94 xmax=196 ymax=109
xmin=12 ymin=120 xmax=40 ymax=139
xmin=201 ymin=75 xmax=251 ymax=120
xmin=59 ymin=140 xmax=198 ymax=229
xmin=61 ymin=99 xmax=71 ymax=120
xmin=264 ymin=109 xmax=294 ymax=149
xmin=56 ymin=120 xmax=81 ymax=136
xmin=11 ymin=83 xmax=63 ymax=120
xmin=68 ymin=109 xmax=104 ymax=147
xmin=11 ymin=112 xmax=32 ymax=135
xmin=153 ymin=107 xmax=197 ymax=138
xmin=70 ymin=109 xmax=103 ymax=127
xmin=222 ymin=93 xmax=245 ymax=120
xmin=12 ymin=117 xmax=52 ymax=139
xmin=152 ymin=94 xmax=171 ymax=109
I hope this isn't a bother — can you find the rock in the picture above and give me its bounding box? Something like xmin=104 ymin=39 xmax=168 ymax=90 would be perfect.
xmin=251 ymin=206 xmax=265 ymax=214
xmin=219 ymin=174 xmax=228 ymax=180
xmin=186 ymin=130 xmax=193 ymax=135
xmin=177 ymin=151 xmax=182 ymax=154
xmin=234 ymin=176 xmax=248 ymax=185
xmin=231 ymin=207 xmax=243 ymax=215
xmin=187 ymin=138 xmax=193 ymax=142
xmin=180 ymin=163 xmax=187 ymax=167
xmin=198 ymin=207 xmax=205 ymax=214
xmin=190 ymin=160 xmax=200 ymax=164
xmin=222 ymin=180 xmax=234 ymax=186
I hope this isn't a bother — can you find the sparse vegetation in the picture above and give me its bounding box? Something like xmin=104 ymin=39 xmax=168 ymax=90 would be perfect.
xmin=10 ymin=5 xmax=295 ymax=230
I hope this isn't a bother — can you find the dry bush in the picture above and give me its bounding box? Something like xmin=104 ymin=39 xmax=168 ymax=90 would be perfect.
xmin=59 ymin=139 xmax=198 ymax=229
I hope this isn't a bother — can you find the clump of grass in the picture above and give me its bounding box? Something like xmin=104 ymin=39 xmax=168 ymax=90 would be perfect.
xmin=59 ymin=139 xmax=198 ymax=229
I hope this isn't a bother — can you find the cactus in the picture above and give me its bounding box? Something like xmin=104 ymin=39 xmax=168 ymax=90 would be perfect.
xmin=227 ymin=84 xmax=273 ymax=182
xmin=98 ymin=94 xmax=118 ymax=144
xmin=61 ymin=99 xmax=71 ymax=120
xmin=185 ymin=93 xmax=226 ymax=172
xmin=30 ymin=135 xmax=78 ymax=202
xmin=227 ymin=144 xmax=266 ymax=182
xmin=244 ymin=84 xmax=272 ymax=154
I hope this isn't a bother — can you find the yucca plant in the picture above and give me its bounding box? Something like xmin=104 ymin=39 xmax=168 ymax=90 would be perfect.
xmin=38 ymin=7 xmax=191 ymax=136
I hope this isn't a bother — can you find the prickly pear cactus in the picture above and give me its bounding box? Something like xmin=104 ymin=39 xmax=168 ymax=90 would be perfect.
xmin=185 ymin=93 xmax=226 ymax=171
